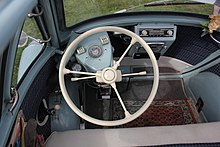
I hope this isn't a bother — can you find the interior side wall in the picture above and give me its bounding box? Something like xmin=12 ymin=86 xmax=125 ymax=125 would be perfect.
xmin=21 ymin=57 xmax=57 ymax=139
xmin=49 ymin=77 xmax=80 ymax=132
xmin=187 ymin=72 xmax=220 ymax=122
xmin=21 ymin=56 xmax=81 ymax=138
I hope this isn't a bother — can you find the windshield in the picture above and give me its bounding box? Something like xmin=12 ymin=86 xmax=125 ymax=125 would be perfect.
xmin=64 ymin=0 xmax=214 ymax=26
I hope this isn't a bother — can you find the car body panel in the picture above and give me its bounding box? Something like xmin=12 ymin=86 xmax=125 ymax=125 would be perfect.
xmin=0 ymin=0 xmax=37 ymax=54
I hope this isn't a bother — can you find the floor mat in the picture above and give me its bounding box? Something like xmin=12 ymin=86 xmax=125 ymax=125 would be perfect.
xmin=83 ymin=79 xmax=201 ymax=128
xmin=117 ymin=79 xmax=186 ymax=101
xmin=113 ymin=98 xmax=201 ymax=127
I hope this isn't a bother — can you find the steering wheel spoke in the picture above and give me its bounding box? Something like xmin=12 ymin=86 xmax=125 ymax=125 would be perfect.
xmin=71 ymin=76 xmax=96 ymax=82
xmin=113 ymin=38 xmax=137 ymax=69
xmin=63 ymin=68 xmax=99 ymax=76
xmin=122 ymin=71 xmax=147 ymax=77
xmin=110 ymin=83 xmax=131 ymax=118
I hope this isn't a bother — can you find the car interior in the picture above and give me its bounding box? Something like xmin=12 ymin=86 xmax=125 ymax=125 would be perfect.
xmin=2 ymin=0 xmax=220 ymax=146
xmin=31 ymin=13 xmax=220 ymax=146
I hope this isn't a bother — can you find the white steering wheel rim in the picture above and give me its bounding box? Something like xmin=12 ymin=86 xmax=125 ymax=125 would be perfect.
xmin=59 ymin=26 xmax=159 ymax=126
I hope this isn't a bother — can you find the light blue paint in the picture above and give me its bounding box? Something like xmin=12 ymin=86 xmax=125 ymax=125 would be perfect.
xmin=75 ymin=32 xmax=112 ymax=72
xmin=0 ymin=0 xmax=37 ymax=55
xmin=50 ymin=81 xmax=80 ymax=131
xmin=189 ymin=72 xmax=220 ymax=122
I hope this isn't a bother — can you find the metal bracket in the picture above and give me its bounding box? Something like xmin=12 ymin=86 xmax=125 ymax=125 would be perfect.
xmin=39 ymin=36 xmax=51 ymax=44
xmin=55 ymin=50 xmax=64 ymax=55
xmin=8 ymin=88 xmax=19 ymax=113
xmin=28 ymin=36 xmax=51 ymax=44
xmin=28 ymin=7 xmax=43 ymax=18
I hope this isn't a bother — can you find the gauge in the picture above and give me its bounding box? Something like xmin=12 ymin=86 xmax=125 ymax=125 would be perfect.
xmin=88 ymin=45 xmax=103 ymax=58
xmin=100 ymin=35 xmax=109 ymax=45
xmin=76 ymin=46 xmax=86 ymax=55
xmin=72 ymin=63 xmax=82 ymax=71
xmin=141 ymin=30 xmax=148 ymax=36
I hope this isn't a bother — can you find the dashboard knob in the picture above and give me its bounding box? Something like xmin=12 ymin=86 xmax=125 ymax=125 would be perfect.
xmin=142 ymin=30 xmax=148 ymax=36
xmin=72 ymin=63 xmax=82 ymax=71
xmin=167 ymin=30 xmax=173 ymax=36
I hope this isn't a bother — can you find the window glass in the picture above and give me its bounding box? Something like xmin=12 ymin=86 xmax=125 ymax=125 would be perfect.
xmin=63 ymin=0 xmax=213 ymax=26
xmin=11 ymin=17 xmax=44 ymax=87
xmin=0 ymin=55 xmax=3 ymax=119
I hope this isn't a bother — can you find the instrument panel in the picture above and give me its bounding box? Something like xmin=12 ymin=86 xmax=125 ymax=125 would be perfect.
xmin=70 ymin=24 xmax=177 ymax=72
xmin=75 ymin=32 xmax=113 ymax=72
xmin=139 ymin=28 xmax=174 ymax=37
xmin=132 ymin=23 xmax=177 ymax=56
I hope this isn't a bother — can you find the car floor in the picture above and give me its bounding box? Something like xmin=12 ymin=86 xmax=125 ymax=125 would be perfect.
xmin=84 ymin=78 xmax=202 ymax=129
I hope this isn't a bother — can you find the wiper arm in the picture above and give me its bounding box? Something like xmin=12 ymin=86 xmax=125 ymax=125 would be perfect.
xmin=144 ymin=0 xmax=203 ymax=7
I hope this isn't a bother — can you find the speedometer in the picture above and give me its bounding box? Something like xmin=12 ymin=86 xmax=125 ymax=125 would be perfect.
xmin=88 ymin=45 xmax=103 ymax=58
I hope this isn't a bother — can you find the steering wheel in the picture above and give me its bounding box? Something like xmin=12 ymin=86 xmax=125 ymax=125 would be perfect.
xmin=59 ymin=26 xmax=159 ymax=126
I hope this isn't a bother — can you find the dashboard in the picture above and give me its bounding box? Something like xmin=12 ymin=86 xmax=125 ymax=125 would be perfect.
xmin=71 ymin=23 xmax=177 ymax=72
xmin=132 ymin=23 xmax=177 ymax=55
xmin=65 ymin=12 xmax=219 ymax=76
xmin=74 ymin=32 xmax=113 ymax=72
xmin=56 ymin=9 xmax=220 ymax=81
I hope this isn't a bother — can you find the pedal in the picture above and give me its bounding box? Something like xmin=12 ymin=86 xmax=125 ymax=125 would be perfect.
xmin=101 ymin=95 xmax=111 ymax=99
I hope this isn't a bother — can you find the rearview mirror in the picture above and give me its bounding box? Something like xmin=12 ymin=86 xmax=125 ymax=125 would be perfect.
xmin=18 ymin=31 xmax=28 ymax=48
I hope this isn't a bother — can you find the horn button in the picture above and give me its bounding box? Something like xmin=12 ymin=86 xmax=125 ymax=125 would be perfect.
xmin=96 ymin=68 xmax=122 ymax=84
xmin=104 ymin=69 xmax=115 ymax=81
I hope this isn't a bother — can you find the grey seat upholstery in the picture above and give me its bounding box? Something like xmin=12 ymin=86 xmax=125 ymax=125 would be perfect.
xmin=45 ymin=122 xmax=220 ymax=147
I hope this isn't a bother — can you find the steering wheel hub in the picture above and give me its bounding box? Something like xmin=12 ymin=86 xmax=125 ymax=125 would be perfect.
xmin=101 ymin=68 xmax=117 ymax=83
xmin=104 ymin=69 xmax=115 ymax=81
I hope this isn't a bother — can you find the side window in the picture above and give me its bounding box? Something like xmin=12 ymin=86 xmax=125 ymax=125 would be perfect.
xmin=0 ymin=54 xmax=3 ymax=118
xmin=12 ymin=17 xmax=44 ymax=87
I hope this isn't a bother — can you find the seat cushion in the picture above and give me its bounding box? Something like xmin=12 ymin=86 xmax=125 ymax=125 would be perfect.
xmin=45 ymin=122 xmax=220 ymax=147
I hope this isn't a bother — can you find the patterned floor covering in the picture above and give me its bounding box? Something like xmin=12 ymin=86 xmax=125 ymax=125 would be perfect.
xmin=84 ymin=79 xmax=201 ymax=128
xmin=113 ymin=98 xmax=201 ymax=127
